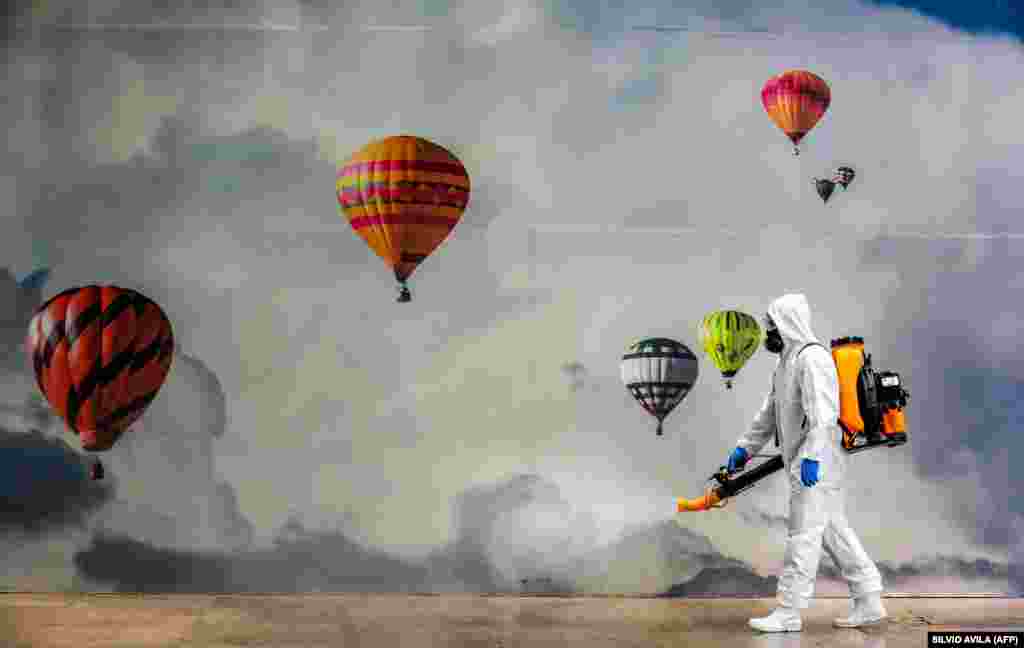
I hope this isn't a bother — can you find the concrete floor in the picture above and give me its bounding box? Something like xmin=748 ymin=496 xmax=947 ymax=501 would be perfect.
xmin=0 ymin=594 xmax=1020 ymax=647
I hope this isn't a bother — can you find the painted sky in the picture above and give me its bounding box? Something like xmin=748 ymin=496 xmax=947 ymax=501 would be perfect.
xmin=1 ymin=0 xmax=1021 ymax=595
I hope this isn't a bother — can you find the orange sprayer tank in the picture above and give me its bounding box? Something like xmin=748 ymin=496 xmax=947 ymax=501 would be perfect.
xmin=831 ymin=337 xmax=866 ymax=445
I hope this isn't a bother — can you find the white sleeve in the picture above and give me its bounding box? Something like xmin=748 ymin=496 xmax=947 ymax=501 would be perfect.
xmin=736 ymin=373 xmax=777 ymax=456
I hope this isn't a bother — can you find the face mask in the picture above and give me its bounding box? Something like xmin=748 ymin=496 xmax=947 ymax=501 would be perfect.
xmin=764 ymin=328 xmax=784 ymax=354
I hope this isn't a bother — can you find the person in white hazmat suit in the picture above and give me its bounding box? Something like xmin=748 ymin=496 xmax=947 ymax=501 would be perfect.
xmin=727 ymin=294 xmax=887 ymax=632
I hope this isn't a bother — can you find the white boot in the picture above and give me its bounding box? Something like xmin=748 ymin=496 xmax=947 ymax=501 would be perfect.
xmin=749 ymin=607 xmax=802 ymax=632
xmin=833 ymin=593 xmax=887 ymax=628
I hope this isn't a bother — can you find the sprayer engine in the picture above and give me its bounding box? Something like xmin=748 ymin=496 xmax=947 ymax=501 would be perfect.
xmin=875 ymin=371 xmax=909 ymax=408
xmin=857 ymin=354 xmax=910 ymax=442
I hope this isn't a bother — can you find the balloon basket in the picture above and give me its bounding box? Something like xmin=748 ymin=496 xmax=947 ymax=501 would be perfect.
xmin=397 ymin=286 xmax=412 ymax=303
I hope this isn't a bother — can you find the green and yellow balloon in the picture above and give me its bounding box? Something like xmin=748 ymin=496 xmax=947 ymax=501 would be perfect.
xmin=699 ymin=310 xmax=762 ymax=389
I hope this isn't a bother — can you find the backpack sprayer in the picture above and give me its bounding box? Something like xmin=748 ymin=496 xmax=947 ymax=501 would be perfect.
xmin=677 ymin=336 xmax=909 ymax=512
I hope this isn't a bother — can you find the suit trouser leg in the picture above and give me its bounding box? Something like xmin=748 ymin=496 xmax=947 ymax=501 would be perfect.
xmin=777 ymin=481 xmax=829 ymax=609
xmin=821 ymin=488 xmax=883 ymax=598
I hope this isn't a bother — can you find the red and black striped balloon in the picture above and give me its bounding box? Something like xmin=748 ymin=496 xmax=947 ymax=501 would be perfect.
xmin=25 ymin=285 xmax=174 ymax=452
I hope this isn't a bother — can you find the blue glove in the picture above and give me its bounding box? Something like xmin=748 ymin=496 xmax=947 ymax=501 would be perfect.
xmin=800 ymin=459 xmax=820 ymax=487
xmin=727 ymin=447 xmax=748 ymax=473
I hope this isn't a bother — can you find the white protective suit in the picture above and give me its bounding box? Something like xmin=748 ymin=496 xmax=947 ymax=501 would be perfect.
xmin=736 ymin=293 xmax=883 ymax=609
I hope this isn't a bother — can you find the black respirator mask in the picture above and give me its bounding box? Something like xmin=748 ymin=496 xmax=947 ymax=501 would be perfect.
xmin=763 ymin=316 xmax=784 ymax=354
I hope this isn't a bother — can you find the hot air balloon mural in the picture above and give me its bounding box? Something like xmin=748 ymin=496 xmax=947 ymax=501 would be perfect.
xmin=761 ymin=70 xmax=831 ymax=156
xmin=833 ymin=165 xmax=856 ymax=189
xmin=699 ymin=310 xmax=762 ymax=389
xmin=25 ymin=285 xmax=175 ymax=480
xmin=620 ymin=338 xmax=699 ymax=437
xmin=813 ymin=178 xmax=838 ymax=204
xmin=336 ymin=135 xmax=471 ymax=302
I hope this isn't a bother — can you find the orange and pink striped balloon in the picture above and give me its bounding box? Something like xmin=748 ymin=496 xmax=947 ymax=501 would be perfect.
xmin=336 ymin=135 xmax=471 ymax=302
xmin=761 ymin=70 xmax=831 ymax=156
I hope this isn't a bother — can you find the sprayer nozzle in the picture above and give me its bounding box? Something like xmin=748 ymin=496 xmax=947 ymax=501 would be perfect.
xmin=677 ymin=491 xmax=722 ymax=512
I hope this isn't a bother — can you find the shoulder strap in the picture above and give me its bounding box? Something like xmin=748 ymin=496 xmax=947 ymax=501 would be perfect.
xmin=797 ymin=341 xmax=826 ymax=358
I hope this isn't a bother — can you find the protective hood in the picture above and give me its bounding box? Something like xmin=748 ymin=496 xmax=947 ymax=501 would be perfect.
xmin=766 ymin=293 xmax=818 ymax=350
